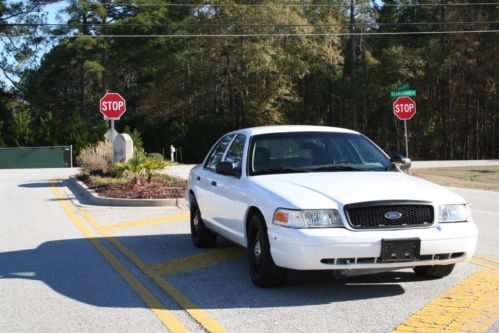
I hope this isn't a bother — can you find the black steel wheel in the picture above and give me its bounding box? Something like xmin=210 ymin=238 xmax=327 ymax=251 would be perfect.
xmin=190 ymin=197 xmax=217 ymax=248
xmin=247 ymin=214 xmax=287 ymax=288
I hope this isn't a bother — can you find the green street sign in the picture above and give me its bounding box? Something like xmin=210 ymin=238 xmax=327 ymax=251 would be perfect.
xmin=390 ymin=89 xmax=416 ymax=98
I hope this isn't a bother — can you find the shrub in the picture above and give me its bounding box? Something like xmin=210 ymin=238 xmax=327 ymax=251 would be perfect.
xmin=76 ymin=140 xmax=113 ymax=175
xmin=115 ymin=151 xmax=167 ymax=182
xmin=148 ymin=152 xmax=164 ymax=162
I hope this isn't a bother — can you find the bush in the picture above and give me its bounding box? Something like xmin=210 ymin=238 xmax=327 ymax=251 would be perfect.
xmin=147 ymin=152 xmax=164 ymax=162
xmin=76 ymin=140 xmax=113 ymax=175
xmin=115 ymin=151 xmax=167 ymax=182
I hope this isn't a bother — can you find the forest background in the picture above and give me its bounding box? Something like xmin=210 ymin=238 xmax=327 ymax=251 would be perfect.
xmin=0 ymin=1 xmax=497 ymax=163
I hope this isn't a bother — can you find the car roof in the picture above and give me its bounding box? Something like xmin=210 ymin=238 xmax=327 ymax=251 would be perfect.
xmin=230 ymin=125 xmax=360 ymax=136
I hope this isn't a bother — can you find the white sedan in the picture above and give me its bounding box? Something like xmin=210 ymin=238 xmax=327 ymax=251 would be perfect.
xmin=186 ymin=125 xmax=477 ymax=287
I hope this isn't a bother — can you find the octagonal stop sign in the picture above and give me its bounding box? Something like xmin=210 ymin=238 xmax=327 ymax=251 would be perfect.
xmin=393 ymin=96 xmax=416 ymax=120
xmin=100 ymin=93 xmax=126 ymax=120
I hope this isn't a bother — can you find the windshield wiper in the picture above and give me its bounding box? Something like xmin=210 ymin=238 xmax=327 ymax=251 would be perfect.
xmin=254 ymin=167 xmax=309 ymax=175
xmin=309 ymin=165 xmax=368 ymax=172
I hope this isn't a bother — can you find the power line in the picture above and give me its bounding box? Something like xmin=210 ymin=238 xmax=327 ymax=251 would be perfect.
xmin=2 ymin=29 xmax=498 ymax=38
xmin=31 ymin=1 xmax=499 ymax=8
xmin=2 ymin=21 xmax=497 ymax=28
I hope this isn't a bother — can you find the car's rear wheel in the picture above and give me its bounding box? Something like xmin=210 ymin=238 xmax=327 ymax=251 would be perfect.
xmin=413 ymin=264 xmax=455 ymax=279
xmin=190 ymin=198 xmax=217 ymax=248
xmin=247 ymin=214 xmax=287 ymax=287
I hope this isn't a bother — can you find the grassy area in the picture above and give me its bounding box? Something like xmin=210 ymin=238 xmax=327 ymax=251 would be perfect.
xmin=411 ymin=166 xmax=499 ymax=192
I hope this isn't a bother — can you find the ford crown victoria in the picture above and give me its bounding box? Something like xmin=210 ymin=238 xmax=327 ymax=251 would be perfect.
xmin=186 ymin=126 xmax=477 ymax=287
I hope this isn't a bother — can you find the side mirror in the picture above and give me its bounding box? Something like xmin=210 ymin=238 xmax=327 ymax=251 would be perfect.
xmin=216 ymin=162 xmax=240 ymax=177
xmin=390 ymin=154 xmax=412 ymax=170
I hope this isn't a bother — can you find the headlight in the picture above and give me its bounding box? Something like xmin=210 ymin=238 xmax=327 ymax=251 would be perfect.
xmin=439 ymin=204 xmax=468 ymax=223
xmin=273 ymin=208 xmax=344 ymax=228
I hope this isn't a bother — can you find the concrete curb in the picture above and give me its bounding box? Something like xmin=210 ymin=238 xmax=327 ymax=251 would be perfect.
xmin=68 ymin=176 xmax=186 ymax=208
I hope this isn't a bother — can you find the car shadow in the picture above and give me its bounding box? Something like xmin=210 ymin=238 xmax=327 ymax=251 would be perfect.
xmin=0 ymin=233 xmax=419 ymax=310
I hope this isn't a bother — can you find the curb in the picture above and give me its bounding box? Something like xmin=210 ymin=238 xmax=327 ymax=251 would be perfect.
xmin=68 ymin=176 xmax=186 ymax=208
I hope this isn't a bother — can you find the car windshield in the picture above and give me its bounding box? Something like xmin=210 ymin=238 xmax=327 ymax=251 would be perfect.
xmin=249 ymin=131 xmax=391 ymax=175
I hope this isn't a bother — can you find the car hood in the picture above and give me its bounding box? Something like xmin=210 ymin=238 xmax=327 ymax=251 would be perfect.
xmin=250 ymin=171 xmax=466 ymax=209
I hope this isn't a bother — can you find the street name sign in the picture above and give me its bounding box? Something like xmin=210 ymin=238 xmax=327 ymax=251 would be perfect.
xmin=390 ymin=90 xmax=416 ymax=98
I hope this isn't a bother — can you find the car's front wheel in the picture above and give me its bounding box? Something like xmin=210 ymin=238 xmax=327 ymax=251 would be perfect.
xmin=413 ymin=264 xmax=455 ymax=279
xmin=247 ymin=214 xmax=287 ymax=288
xmin=190 ymin=198 xmax=217 ymax=248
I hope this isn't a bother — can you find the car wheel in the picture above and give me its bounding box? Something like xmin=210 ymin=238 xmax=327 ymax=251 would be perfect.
xmin=413 ymin=264 xmax=455 ymax=279
xmin=190 ymin=198 xmax=217 ymax=248
xmin=247 ymin=214 xmax=287 ymax=287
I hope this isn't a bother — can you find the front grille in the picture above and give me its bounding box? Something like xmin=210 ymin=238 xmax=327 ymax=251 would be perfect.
xmin=345 ymin=201 xmax=434 ymax=229
xmin=320 ymin=252 xmax=464 ymax=265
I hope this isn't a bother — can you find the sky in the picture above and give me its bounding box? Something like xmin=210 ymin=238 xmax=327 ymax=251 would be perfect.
xmin=1 ymin=1 xmax=68 ymax=88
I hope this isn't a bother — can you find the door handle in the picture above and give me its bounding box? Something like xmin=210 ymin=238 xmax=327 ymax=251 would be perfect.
xmin=196 ymin=176 xmax=201 ymax=181
xmin=211 ymin=181 xmax=217 ymax=187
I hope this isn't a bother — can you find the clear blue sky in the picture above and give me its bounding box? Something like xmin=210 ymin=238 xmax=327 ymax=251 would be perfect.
xmin=1 ymin=1 xmax=68 ymax=88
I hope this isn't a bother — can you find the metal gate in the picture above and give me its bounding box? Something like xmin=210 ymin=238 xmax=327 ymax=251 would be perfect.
xmin=0 ymin=146 xmax=73 ymax=169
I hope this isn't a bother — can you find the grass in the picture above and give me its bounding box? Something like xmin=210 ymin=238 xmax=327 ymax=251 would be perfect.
xmin=411 ymin=166 xmax=499 ymax=192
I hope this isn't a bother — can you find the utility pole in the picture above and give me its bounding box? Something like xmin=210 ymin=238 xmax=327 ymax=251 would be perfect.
xmin=349 ymin=0 xmax=358 ymax=130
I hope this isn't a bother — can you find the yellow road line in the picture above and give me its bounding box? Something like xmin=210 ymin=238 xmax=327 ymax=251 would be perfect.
xmin=78 ymin=209 xmax=227 ymax=333
xmin=470 ymin=259 xmax=498 ymax=271
xmin=106 ymin=214 xmax=189 ymax=229
xmin=152 ymin=247 xmax=244 ymax=276
xmin=49 ymin=181 xmax=188 ymax=333
xmin=393 ymin=269 xmax=499 ymax=332
xmin=474 ymin=254 xmax=499 ymax=265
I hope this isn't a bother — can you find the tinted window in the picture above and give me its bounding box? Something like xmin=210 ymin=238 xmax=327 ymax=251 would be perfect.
xmin=249 ymin=132 xmax=391 ymax=175
xmin=224 ymin=134 xmax=246 ymax=172
xmin=205 ymin=134 xmax=235 ymax=170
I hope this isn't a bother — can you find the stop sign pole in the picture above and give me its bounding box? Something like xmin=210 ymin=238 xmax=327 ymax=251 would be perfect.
xmin=403 ymin=119 xmax=409 ymax=158
xmin=392 ymin=96 xmax=416 ymax=158
xmin=100 ymin=92 xmax=127 ymax=163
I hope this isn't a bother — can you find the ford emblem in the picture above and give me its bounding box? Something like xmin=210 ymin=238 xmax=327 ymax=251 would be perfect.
xmin=384 ymin=211 xmax=402 ymax=220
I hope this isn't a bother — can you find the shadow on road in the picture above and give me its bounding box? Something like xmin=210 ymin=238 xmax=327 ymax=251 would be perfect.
xmin=0 ymin=233 xmax=423 ymax=310
xmin=18 ymin=182 xmax=53 ymax=188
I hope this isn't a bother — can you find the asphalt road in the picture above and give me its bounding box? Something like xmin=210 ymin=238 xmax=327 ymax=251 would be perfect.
xmin=1 ymin=168 xmax=497 ymax=332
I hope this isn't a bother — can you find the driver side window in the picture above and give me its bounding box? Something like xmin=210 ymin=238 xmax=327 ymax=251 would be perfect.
xmin=224 ymin=134 xmax=246 ymax=173
xmin=204 ymin=134 xmax=235 ymax=171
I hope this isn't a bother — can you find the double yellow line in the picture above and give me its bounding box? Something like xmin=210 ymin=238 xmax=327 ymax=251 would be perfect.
xmin=50 ymin=180 xmax=226 ymax=333
xmin=471 ymin=254 xmax=499 ymax=271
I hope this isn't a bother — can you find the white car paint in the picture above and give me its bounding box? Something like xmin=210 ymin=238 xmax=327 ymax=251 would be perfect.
xmin=187 ymin=125 xmax=477 ymax=271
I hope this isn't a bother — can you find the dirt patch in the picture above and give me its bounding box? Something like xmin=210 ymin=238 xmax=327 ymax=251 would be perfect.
xmin=88 ymin=181 xmax=184 ymax=199
xmin=80 ymin=175 xmax=187 ymax=199
xmin=411 ymin=166 xmax=499 ymax=192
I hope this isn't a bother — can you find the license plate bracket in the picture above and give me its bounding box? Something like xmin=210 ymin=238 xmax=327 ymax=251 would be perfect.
xmin=381 ymin=238 xmax=420 ymax=262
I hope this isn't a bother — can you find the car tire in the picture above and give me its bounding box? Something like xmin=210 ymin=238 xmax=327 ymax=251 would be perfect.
xmin=247 ymin=213 xmax=287 ymax=288
xmin=190 ymin=198 xmax=217 ymax=248
xmin=413 ymin=264 xmax=455 ymax=279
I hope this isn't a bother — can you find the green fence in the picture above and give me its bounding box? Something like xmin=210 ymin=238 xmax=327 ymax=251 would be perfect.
xmin=0 ymin=146 xmax=72 ymax=169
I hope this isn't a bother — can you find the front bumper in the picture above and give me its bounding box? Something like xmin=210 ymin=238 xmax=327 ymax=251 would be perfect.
xmin=268 ymin=222 xmax=477 ymax=270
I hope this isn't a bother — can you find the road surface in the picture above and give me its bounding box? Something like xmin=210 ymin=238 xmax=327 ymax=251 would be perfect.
xmin=1 ymin=168 xmax=497 ymax=332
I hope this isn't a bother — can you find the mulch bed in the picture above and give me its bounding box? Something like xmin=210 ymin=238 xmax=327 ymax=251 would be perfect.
xmin=88 ymin=181 xmax=185 ymax=199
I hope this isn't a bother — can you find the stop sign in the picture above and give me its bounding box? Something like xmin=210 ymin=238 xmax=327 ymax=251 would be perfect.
xmin=393 ymin=96 xmax=416 ymax=120
xmin=100 ymin=92 xmax=126 ymax=120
